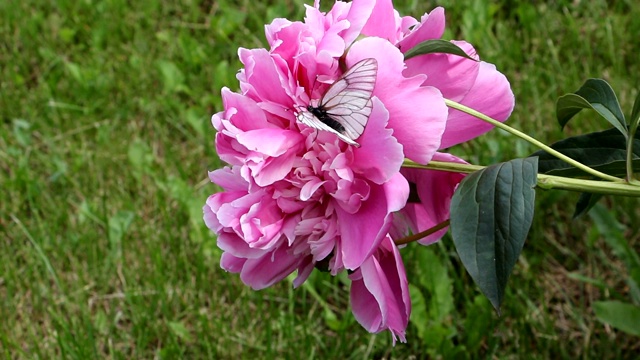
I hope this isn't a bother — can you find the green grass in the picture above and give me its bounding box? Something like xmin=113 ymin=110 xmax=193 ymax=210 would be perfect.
xmin=1 ymin=0 xmax=639 ymax=358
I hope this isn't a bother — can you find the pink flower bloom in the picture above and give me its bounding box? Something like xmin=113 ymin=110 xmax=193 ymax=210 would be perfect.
xmin=210 ymin=89 xmax=409 ymax=280
xmin=204 ymin=0 xmax=514 ymax=341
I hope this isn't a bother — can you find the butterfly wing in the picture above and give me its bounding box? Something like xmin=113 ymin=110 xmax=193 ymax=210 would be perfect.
xmin=297 ymin=110 xmax=360 ymax=146
xmin=297 ymin=58 xmax=378 ymax=146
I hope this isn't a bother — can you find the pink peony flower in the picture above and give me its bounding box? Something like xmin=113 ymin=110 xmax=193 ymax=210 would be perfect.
xmin=204 ymin=0 xmax=514 ymax=341
xmin=206 ymin=97 xmax=409 ymax=286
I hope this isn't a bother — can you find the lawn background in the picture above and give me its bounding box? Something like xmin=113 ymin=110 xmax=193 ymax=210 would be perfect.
xmin=1 ymin=0 xmax=639 ymax=358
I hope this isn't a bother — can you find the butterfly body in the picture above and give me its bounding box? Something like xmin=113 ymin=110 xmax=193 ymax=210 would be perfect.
xmin=296 ymin=58 xmax=378 ymax=147
xmin=306 ymin=105 xmax=347 ymax=133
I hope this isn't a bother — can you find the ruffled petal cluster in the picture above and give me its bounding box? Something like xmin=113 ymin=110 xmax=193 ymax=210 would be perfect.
xmin=204 ymin=0 xmax=514 ymax=341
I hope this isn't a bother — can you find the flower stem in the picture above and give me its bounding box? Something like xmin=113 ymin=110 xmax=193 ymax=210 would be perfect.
xmin=626 ymin=115 xmax=640 ymax=184
xmin=404 ymin=160 xmax=640 ymax=197
xmin=403 ymin=159 xmax=485 ymax=173
xmin=394 ymin=220 xmax=451 ymax=246
xmin=625 ymin=136 xmax=637 ymax=184
xmin=444 ymin=98 xmax=624 ymax=183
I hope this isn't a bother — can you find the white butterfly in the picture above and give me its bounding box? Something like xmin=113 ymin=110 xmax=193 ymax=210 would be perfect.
xmin=296 ymin=58 xmax=378 ymax=147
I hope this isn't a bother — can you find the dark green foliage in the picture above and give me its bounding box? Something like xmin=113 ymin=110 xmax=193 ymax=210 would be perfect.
xmin=451 ymin=158 xmax=538 ymax=312
xmin=532 ymin=128 xmax=640 ymax=177
xmin=403 ymin=39 xmax=477 ymax=61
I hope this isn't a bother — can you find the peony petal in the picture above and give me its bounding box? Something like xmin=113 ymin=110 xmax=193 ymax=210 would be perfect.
xmin=248 ymin=151 xmax=298 ymax=187
xmin=203 ymin=202 xmax=220 ymax=232
xmin=336 ymin=186 xmax=386 ymax=269
xmin=239 ymin=245 xmax=303 ymax=290
xmin=268 ymin=21 xmax=309 ymax=73
xmin=265 ymin=17 xmax=293 ymax=48
xmin=215 ymin=190 xmax=263 ymax=229
xmin=217 ymin=232 xmax=268 ymax=259
xmin=360 ymin=0 xmax=399 ymax=42
xmin=300 ymin=178 xmax=326 ymax=201
xmin=214 ymin=132 xmax=246 ymax=167
xmin=216 ymin=88 xmax=272 ymax=131
xmin=220 ymin=252 xmax=247 ymax=273
xmin=397 ymin=7 xmax=446 ymax=52
xmin=439 ymin=61 xmax=515 ymax=148
xmin=238 ymin=48 xmax=296 ymax=108
xmin=208 ymin=167 xmax=248 ymax=192
xmin=350 ymin=269 xmax=384 ymax=331
xmin=317 ymin=22 xmax=349 ymax=60
xmin=337 ymin=173 xmax=408 ymax=269
xmin=292 ymin=255 xmax=315 ymax=288
xmin=403 ymin=40 xmax=480 ymax=102
xmin=384 ymin=172 xmax=410 ymax=214
xmin=349 ymin=237 xmax=409 ymax=343
xmin=241 ymin=196 xmax=285 ymax=249
xmin=340 ymin=0 xmax=376 ymax=46
xmin=352 ymin=98 xmax=404 ymax=185
xmin=236 ymin=128 xmax=304 ymax=157
xmin=208 ymin=166 xmax=249 ymax=191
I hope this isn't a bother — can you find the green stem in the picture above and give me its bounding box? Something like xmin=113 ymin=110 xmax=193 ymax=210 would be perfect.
xmin=403 ymin=159 xmax=485 ymax=173
xmin=394 ymin=220 xmax=450 ymax=246
xmin=626 ymin=134 xmax=636 ymax=183
xmin=405 ymin=160 xmax=640 ymax=197
xmin=626 ymin=114 xmax=640 ymax=184
xmin=444 ymin=98 xmax=624 ymax=183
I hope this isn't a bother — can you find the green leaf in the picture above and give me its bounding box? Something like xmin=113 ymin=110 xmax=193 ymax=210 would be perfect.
xmin=78 ymin=201 xmax=104 ymax=226
xmin=450 ymin=158 xmax=538 ymax=312
xmin=93 ymin=310 xmax=109 ymax=336
xmin=545 ymin=159 xmax=640 ymax=178
xmin=297 ymin=274 xmax=339 ymax=331
xmin=593 ymin=301 xmax=640 ymax=336
xmin=414 ymin=247 xmax=453 ymax=323
xmin=167 ymin=321 xmax=193 ymax=342
xmin=127 ymin=139 xmax=155 ymax=179
xmin=108 ymin=211 xmax=135 ymax=261
xmin=408 ymin=284 xmax=429 ymax=341
xmin=409 ymin=282 xmax=457 ymax=353
xmin=403 ymin=39 xmax=477 ymax=61
xmin=556 ymin=79 xmax=627 ymax=137
xmin=463 ymin=295 xmax=493 ymax=353
xmin=165 ymin=176 xmax=205 ymax=233
xmin=532 ymin=128 xmax=640 ymax=177
xmin=64 ymin=61 xmax=84 ymax=84
xmin=566 ymin=272 xmax=610 ymax=291
xmin=157 ymin=60 xmax=187 ymax=94
xmin=589 ymin=204 xmax=640 ymax=304
xmin=572 ymin=193 xmax=602 ymax=219
xmin=531 ymin=127 xmax=640 ymax=219
xmin=12 ymin=119 xmax=32 ymax=147
xmin=184 ymin=107 xmax=207 ymax=138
